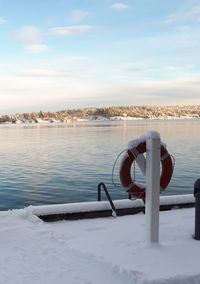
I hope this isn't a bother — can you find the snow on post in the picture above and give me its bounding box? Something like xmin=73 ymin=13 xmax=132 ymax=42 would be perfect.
xmin=145 ymin=131 xmax=160 ymax=243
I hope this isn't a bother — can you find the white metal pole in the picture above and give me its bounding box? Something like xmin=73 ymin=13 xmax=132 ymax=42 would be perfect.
xmin=145 ymin=132 xmax=160 ymax=243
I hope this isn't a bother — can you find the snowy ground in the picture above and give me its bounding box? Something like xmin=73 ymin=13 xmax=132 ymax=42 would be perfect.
xmin=0 ymin=207 xmax=199 ymax=284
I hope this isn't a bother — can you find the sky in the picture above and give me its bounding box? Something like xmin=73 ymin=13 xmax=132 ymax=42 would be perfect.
xmin=0 ymin=0 xmax=200 ymax=113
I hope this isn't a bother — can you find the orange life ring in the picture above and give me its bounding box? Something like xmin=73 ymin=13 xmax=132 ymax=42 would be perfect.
xmin=119 ymin=141 xmax=173 ymax=200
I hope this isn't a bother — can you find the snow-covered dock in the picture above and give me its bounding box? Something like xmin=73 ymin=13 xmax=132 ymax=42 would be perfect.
xmin=29 ymin=194 xmax=195 ymax=221
xmin=0 ymin=199 xmax=199 ymax=284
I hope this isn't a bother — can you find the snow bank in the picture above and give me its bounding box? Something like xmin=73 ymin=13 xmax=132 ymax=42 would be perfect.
xmin=29 ymin=199 xmax=144 ymax=216
xmin=0 ymin=205 xmax=199 ymax=284
xmin=28 ymin=194 xmax=194 ymax=217
xmin=159 ymin=194 xmax=195 ymax=206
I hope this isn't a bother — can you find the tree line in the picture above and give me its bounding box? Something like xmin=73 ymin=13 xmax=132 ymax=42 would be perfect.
xmin=0 ymin=105 xmax=200 ymax=123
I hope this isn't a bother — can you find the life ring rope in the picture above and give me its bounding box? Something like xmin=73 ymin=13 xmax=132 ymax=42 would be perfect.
xmin=111 ymin=148 xmax=130 ymax=187
xmin=160 ymin=152 xmax=170 ymax=161
xmin=129 ymin=148 xmax=140 ymax=158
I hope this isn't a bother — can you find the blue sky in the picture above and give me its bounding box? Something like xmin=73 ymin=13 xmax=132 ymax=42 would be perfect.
xmin=0 ymin=0 xmax=200 ymax=113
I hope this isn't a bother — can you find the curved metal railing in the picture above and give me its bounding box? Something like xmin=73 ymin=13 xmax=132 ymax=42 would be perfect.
xmin=97 ymin=182 xmax=117 ymax=217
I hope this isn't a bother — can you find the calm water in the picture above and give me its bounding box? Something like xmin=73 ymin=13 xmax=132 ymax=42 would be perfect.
xmin=0 ymin=119 xmax=199 ymax=210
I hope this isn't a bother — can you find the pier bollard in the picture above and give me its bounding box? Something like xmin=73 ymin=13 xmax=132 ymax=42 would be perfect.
xmin=194 ymin=178 xmax=200 ymax=240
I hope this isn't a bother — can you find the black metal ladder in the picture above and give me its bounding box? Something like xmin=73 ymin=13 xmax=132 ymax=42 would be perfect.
xmin=97 ymin=182 xmax=117 ymax=217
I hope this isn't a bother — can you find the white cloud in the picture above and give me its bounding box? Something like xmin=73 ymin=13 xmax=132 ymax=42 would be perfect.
xmin=175 ymin=25 xmax=191 ymax=32
xmin=0 ymin=74 xmax=103 ymax=113
xmin=163 ymin=3 xmax=200 ymax=25
xmin=15 ymin=26 xmax=41 ymax=44
xmin=15 ymin=26 xmax=49 ymax=54
xmin=0 ymin=72 xmax=200 ymax=113
xmin=164 ymin=14 xmax=176 ymax=24
xmin=0 ymin=16 xmax=6 ymax=24
xmin=69 ymin=10 xmax=90 ymax=23
xmin=24 ymin=44 xmax=49 ymax=54
xmin=190 ymin=6 xmax=200 ymax=15
xmin=48 ymin=25 xmax=93 ymax=36
xmin=110 ymin=3 xmax=130 ymax=11
xmin=17 ymin=68 xmax=70 ymax=77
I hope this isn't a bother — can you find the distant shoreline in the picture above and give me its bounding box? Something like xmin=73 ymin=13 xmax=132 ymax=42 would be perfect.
xmin=0 ymin=105 xmax=199 ymax=124
xmin=0 ymin=116 xmax=199 ymax=125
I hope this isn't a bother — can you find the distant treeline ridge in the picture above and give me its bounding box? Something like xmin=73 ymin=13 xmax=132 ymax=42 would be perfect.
xmin=0 ymin=105 xmax=200 ymax=123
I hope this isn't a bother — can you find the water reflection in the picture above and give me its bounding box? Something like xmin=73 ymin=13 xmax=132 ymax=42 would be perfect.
xmin=0 ymin=119 xmax=199 ymax=210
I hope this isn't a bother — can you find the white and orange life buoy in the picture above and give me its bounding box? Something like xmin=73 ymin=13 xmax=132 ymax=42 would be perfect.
xmin=119 ymin=141 xmax=173 ymax=200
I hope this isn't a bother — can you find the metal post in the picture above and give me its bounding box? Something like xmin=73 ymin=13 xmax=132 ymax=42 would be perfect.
xmin=145 ymin=132 xmax=160 ymax=243
xmin=194 ymin=178 xmax=200 ymax=240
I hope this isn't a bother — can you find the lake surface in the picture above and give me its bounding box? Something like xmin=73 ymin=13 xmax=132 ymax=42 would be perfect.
xmin=0 ymin=119 xmax=199 ymax=210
